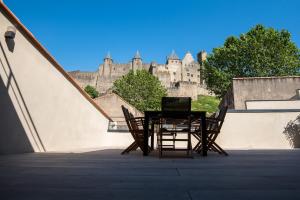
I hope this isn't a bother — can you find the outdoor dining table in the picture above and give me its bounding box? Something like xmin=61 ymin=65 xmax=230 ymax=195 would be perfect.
xmin=143 ymin=110 xmax=207 ymax=156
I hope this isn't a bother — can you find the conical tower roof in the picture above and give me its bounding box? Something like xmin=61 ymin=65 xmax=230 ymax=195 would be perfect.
xmin=133 ymin=50 xmax=141 ymax=59
xmin=104 ymin=51 xmax=112 ymax=60
xmin=182 ymin=51 xmax=194 ymax=64
xmin=168 ymin=50 xmax=179 ymax=60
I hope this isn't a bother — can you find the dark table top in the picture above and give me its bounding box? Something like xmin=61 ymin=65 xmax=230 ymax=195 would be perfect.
xmin=144 ymin=110 xmax=206 ymax=119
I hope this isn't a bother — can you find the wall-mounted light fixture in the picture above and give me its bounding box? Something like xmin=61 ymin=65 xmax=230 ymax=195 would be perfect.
xmin=5 ymin=26 xmax=16 ymax=39
xmin=5 ymin=26 xmax=16 ymax=52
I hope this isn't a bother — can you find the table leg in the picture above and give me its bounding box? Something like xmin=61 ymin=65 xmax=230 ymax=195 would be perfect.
xmin=144 ymin=114 xmax=149 ymax=156
xmin=201 ymin=113 xmax=207 ymax=156
xmin=151 ymin=122 xmax=154 ymax=150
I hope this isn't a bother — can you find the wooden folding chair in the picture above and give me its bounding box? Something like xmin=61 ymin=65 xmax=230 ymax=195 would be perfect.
xmin=192 ymin=105 xmax=228 ymax=156
xmin=121 ymin=105 xmax=152 ymax=154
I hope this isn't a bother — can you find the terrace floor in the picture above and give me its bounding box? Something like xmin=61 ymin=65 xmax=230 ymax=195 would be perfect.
xmin=1 ymin=149 xmax=300 ymax=200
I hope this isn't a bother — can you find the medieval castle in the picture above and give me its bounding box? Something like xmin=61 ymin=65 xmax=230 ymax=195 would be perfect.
xmin=69 ymin=50 xmax=210 ymax=100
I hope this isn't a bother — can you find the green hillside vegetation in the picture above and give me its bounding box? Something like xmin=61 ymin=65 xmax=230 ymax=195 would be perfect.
xmin=192 ymin=95 xmax=220 ymax=114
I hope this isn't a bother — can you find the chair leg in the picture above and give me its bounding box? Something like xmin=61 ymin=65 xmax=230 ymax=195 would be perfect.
xmin=208 ymin=141 xmax=219 ymax=152
xmin=188 ymin=132 xmax=193 ymax=157
xmin=211 ymin=142 xmax=228 ymax=156
xmin=193 ymin=141 xmax=201 ymax=151
xmin=159 ymin=143 xmax=162 ymax=158
xmin=196 ymin=144 xmax=203 ymax=154
xmin=192 ymin=133 xmax=201 ymax=151
xmin=210 ymin=145 xmax=219 ymax=153
xmin=150 ymin=123 xmax=155 ymax=150
xmin=121 ymin=141 xmax=138 ymax=154
xmin=210 ymin=143 xmax=223 ymax=154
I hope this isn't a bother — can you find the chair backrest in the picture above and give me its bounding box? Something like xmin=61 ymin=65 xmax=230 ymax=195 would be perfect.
xmin=161 ymin=97 xmax=191 ymax=112
xmin=160 ymin=97 xmax=192 ymax=131
xmin=216 ymin=105 xmax=228 ymax=130
xmin=208 ymin=105 xmax=228 ymax=133
xmin=205 ymin=105 xmax=228 ymax=150
xmin=121 ymin=105 xmax=132 ymax=131
xmin=121 ymin=105 xmax=146 ymax=151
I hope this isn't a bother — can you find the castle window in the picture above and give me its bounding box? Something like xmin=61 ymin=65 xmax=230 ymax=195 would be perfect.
xmin=187 ymin=73 xmax=190 ymax=76
xmin=173 ymin=72 xmax=176 ymax=75
xmin=189 ymin=79 xmax=191 ymax=82
xmin=191 ymin=74 xmax=193 ymax=77
xmin=197 ymin=75 xmax=200 ymax=78
xmin=174 ymin=79 xmax=176 ymax=82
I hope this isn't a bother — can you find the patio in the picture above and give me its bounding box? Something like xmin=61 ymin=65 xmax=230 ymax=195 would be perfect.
xmin=1 ymin=150 xmax=300 ymax=200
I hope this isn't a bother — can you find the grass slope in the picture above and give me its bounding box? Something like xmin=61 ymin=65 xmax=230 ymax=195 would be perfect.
xmin=192 ymin=95 xmax=220 ymax=114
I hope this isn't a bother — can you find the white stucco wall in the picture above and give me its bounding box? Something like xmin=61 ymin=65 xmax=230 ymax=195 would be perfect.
xmin=246 ymin=100 xmax=300 ymax=110
xmin=217 ymin=110 xmax=300 ymax=149
xmin=0 ymin=5 xmax=111 ymax=153
xmin=45 ymin=110 xmax=300 ymax=152
xmin=89 ymin=110 xmax=300 ymax=151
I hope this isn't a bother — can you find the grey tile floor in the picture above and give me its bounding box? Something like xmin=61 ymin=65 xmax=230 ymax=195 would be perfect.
xmin=1 ymin=149 xmax=300 ymax=200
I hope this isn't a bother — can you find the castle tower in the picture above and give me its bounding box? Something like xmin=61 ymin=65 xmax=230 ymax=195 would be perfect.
xmin=166 ymin=50 xmax=181 ymax=83
xmin=149 ymin=61 xmax=157 ymax=74
xmin=167 ymin=50 xmax=180 ymax=65
xmin=182 ymin=51 xmax=194 ymax=65
xmin=197 ymin=50 xmax=207 ymax=66
xmin=132 ymin=50 xmax=142 ymax=73
xmin=101 ymin=52 xmax=113 ymax=77
xmin=182 ymin=51 xmax=195 ymax=81
xmin=197 ymin=50 xmax=207 ymax=84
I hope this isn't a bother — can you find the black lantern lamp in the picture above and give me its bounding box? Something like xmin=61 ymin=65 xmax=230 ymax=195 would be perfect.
xmin=5 ymin=26 xmax=16 ymax=39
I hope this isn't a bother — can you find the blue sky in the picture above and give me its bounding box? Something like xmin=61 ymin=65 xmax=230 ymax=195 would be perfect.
xmin=5 ymin=0 xmax=300 ymax=71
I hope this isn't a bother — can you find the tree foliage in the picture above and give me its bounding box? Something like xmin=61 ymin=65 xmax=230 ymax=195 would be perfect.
xmin=113 ymin=69 xmax=167 ymax=112
xmin=84 ymin=85 xmax=99 ymax=99
xmin=204 ymin=24 xmax=300 ymax=97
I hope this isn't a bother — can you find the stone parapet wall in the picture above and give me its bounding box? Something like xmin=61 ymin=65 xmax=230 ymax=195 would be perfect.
xmin=232 ymin=76 xmax=300 ymax=109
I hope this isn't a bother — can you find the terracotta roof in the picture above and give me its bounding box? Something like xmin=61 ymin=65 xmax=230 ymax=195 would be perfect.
xmin=0 ymin=2 xmax=112 ymax=121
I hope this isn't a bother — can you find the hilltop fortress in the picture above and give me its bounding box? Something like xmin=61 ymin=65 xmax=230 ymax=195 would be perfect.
xmin=69 ymin=50 xmax=210 ymax=100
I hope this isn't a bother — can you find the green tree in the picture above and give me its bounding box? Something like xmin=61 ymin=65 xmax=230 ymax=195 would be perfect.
xmin=204 ymin=24 xmax=300 ymax=97
xmin=84 ymin=85 xmax=99 ymax=99
xmin=113 ymin=69 xmax=167 ymax=112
